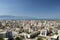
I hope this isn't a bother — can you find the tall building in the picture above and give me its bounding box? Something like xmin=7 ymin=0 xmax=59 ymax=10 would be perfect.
xmin=6 ymin=30 xmax=14 ymax=40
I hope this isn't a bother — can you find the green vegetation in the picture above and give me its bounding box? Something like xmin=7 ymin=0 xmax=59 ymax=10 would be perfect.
xmin=57 ymin=25 xmax=60 ymax=30
xmin=0 ymin=38 xmax=4 ymax=40
xmin=49 ymin=28 xmax=52 ymax=30
xmin=15 ymin=37 xmax=23 ymax=40
xmin=20 ymin=35 xmax=24 ymax=38
xmin=37 ymin=37 xmax=43 ymax=40
xmin=15 ymin=35 xmax=24 ymax=40
xmin=37 ymin=37 xmax=48 ymax=40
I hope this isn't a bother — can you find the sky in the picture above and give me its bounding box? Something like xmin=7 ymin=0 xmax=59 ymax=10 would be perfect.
xmin=0 ymin=0 xmax=60 ymax=19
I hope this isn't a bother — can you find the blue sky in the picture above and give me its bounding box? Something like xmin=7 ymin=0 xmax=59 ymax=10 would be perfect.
xmin=0 ymin=0 xmax=60 ymax=19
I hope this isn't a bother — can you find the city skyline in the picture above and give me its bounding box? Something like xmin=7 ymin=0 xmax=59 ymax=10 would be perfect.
xmin=0 ymin=0 xmax=60 ymax=19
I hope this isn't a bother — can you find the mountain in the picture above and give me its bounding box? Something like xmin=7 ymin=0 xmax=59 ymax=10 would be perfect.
xmin=0 ymin=15 xmax=39 ymax=20
xmin=0 ymin=15 xmax=59 ymax=20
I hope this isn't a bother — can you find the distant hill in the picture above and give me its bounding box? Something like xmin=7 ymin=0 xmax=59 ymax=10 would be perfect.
xmin=0 ymin=15 xmax=39 ymax=20
xmin=0 ymin=15 xmax=59 ymax=20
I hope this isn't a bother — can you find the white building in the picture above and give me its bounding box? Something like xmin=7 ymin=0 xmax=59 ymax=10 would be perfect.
xmin=0 ymin=31 xmax=6 ymax=38
xmin=40 ymin=29 xmax=47 ymax=36
xmin=58 ymin=30 xmax=60 ymax=40
xmin=4 ymin=38 xmax=8 ymax=40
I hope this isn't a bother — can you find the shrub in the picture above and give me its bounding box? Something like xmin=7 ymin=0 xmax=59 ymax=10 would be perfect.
xmin=0 ymin=38 xmax=4 ymax=40
xmin=37 ymin=37 xmax=43 ymax=40
xmin=15 ymin=37 xmax=23 ymax=40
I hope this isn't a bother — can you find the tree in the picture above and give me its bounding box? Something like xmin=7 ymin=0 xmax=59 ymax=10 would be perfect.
xmin=37 ymin=37 xmax=43 ymax=40
xmin=57 ymin=25 xmax=60 ymax=30
xmin=0 ymin=38 xmax=4 ymax=40
xmin=15 ymin=37 xmax=23 ymax=40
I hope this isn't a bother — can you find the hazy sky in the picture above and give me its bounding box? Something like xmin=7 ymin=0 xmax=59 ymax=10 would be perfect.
xmin=0 ymin=0 xmax=60 ymax=19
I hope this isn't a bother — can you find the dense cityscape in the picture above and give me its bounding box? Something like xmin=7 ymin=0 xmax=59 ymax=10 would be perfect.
xmin=0 ymin=0 xmax=60 ymax=40
xmin=0 ymin=20 xmax=60 ymax=40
